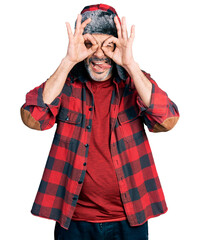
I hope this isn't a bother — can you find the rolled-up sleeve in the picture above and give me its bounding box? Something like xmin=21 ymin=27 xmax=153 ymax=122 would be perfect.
xmin=137 ymin=71 xmax=180 ymax=132
xmin=20 ymin=80 xmax=62 ymax=130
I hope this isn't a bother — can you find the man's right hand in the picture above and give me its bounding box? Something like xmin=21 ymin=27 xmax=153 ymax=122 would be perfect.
xmin=42 ymin=14 xmax=97 ymax=105
xmin=65 ymin=14 xmax=98 ymax=66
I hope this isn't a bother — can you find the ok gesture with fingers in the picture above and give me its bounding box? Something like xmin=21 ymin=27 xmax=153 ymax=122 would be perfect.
xmin=102 ymin=16 xmax=135 ymax=70
xmin=102 ymin=16 xmax=152 ymax=107
xmin=65 ymin=14 xmax=98 ymax=66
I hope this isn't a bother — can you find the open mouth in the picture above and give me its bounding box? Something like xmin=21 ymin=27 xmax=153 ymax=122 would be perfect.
xmin=90 ymin=61 xmax=112 ymax=73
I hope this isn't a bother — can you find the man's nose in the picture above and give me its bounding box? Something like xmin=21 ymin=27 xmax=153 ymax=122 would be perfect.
xmin=94 ymin=45 xmax=105 ymax=58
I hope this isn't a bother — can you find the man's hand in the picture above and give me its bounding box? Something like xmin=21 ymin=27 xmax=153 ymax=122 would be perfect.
xmin=102 ymin=16 xmax=152 ymax=107
xmin=102 ymin=16 xmax=135 ymax=70
xmin=43 ymin=15 xmax=98 ymax=105
xmin=65 ymin=14 xmax=98 ymax=66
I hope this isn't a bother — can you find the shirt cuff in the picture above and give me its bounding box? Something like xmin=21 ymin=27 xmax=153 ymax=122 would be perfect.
xmin=25 ymin=80 xmax=62 ymax=117
xmin=136 ymin=81 xmax=168 ymax=117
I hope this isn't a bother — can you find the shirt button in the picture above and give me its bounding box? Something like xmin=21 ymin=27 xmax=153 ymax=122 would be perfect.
xmin=83 ymin=162 xmax=87 ymax=166
xmin=86 ymin=125 xmax=91 ymax=129
xmin=78 ymin=181 xmax=83 ymax=184
xmin=85 ymin=144 xmax=89 ymax=147
xmin=89 ymin=107 xmax=93 ymax=111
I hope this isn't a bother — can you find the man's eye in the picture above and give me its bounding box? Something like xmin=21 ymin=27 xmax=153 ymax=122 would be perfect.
xmin=85 ymin=42 xmax=92 ymax=48
xmin=106 ymin=44 xmax=114 ymax=48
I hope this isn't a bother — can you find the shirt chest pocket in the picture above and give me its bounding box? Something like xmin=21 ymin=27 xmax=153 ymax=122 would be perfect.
xmin=117 ymin=110 xmax=144 ymax=143
xmin=55 ymin=108 xmax=83 ymax=146
xmin=57 ymin=108 xmax=82 ymax=125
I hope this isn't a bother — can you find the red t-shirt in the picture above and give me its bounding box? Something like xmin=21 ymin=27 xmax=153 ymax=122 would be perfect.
xmin=72 ymin=77 xmax=127 ymax=222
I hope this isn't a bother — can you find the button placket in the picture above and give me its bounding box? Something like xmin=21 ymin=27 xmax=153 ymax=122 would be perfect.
xmin=99 ymin=223 xmax=103 ymax=231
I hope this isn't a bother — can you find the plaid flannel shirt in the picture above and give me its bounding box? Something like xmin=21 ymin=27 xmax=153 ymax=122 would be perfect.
xmin=20 ymin=68 xmax=179 ymax=230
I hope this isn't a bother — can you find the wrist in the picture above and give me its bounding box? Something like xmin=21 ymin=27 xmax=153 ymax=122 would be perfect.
xmin=61 ymin=57 xmax=76 ymax=71
xmin=123 ymin=60 xmax=139 ymax=76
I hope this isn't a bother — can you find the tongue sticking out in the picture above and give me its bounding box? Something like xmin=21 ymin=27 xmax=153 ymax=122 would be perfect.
xmin=91 ymin=62 xmax=111 ymax=72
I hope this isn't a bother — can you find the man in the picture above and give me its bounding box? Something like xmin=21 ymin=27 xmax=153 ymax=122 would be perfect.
xmin=20 ymin=4 xmax=179 ymax=240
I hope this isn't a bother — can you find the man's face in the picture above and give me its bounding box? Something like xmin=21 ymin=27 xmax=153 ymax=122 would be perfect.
xmin=84 ymin=34 xmax=115 ymax=82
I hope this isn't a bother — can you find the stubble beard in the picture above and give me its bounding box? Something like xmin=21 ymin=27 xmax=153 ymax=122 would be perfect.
xmin=84 ymin=59 xmax=113 ymax=82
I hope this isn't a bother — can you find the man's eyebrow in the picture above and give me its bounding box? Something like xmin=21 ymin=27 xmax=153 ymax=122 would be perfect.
xmin=103 ymin=41 xmax=114 ymax=45
xmin=106 ymin=43 xmax=115 ymax=46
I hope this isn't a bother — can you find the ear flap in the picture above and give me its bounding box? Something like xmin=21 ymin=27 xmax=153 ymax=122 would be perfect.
xmin=115 ymin=64 xmax=128 ymax=81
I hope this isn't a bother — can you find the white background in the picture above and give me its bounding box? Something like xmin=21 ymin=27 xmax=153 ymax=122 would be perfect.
xmin=1 ymin=0 xmax=199 ymax=239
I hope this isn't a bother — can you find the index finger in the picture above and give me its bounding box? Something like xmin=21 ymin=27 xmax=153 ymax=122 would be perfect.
xmin=75 ymin=15 xmax=91 ymax=36
xmin=80 ymin=18 xmax=91 ymax=33
xmin=103 ymin=36 xmax=119 ymax=47
xmin=83 ymin=33 xmax=97 ymax=45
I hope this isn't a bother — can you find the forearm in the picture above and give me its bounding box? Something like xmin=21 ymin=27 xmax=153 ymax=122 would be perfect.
xmin=43 ymin=57 xmax=75 ymax=104
xmin=124 ymin=61 xmax=152 ymax=107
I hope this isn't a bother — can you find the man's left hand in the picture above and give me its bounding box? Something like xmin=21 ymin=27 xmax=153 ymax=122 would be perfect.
xmin=102 ymin=16 xmax=135 ymax=70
